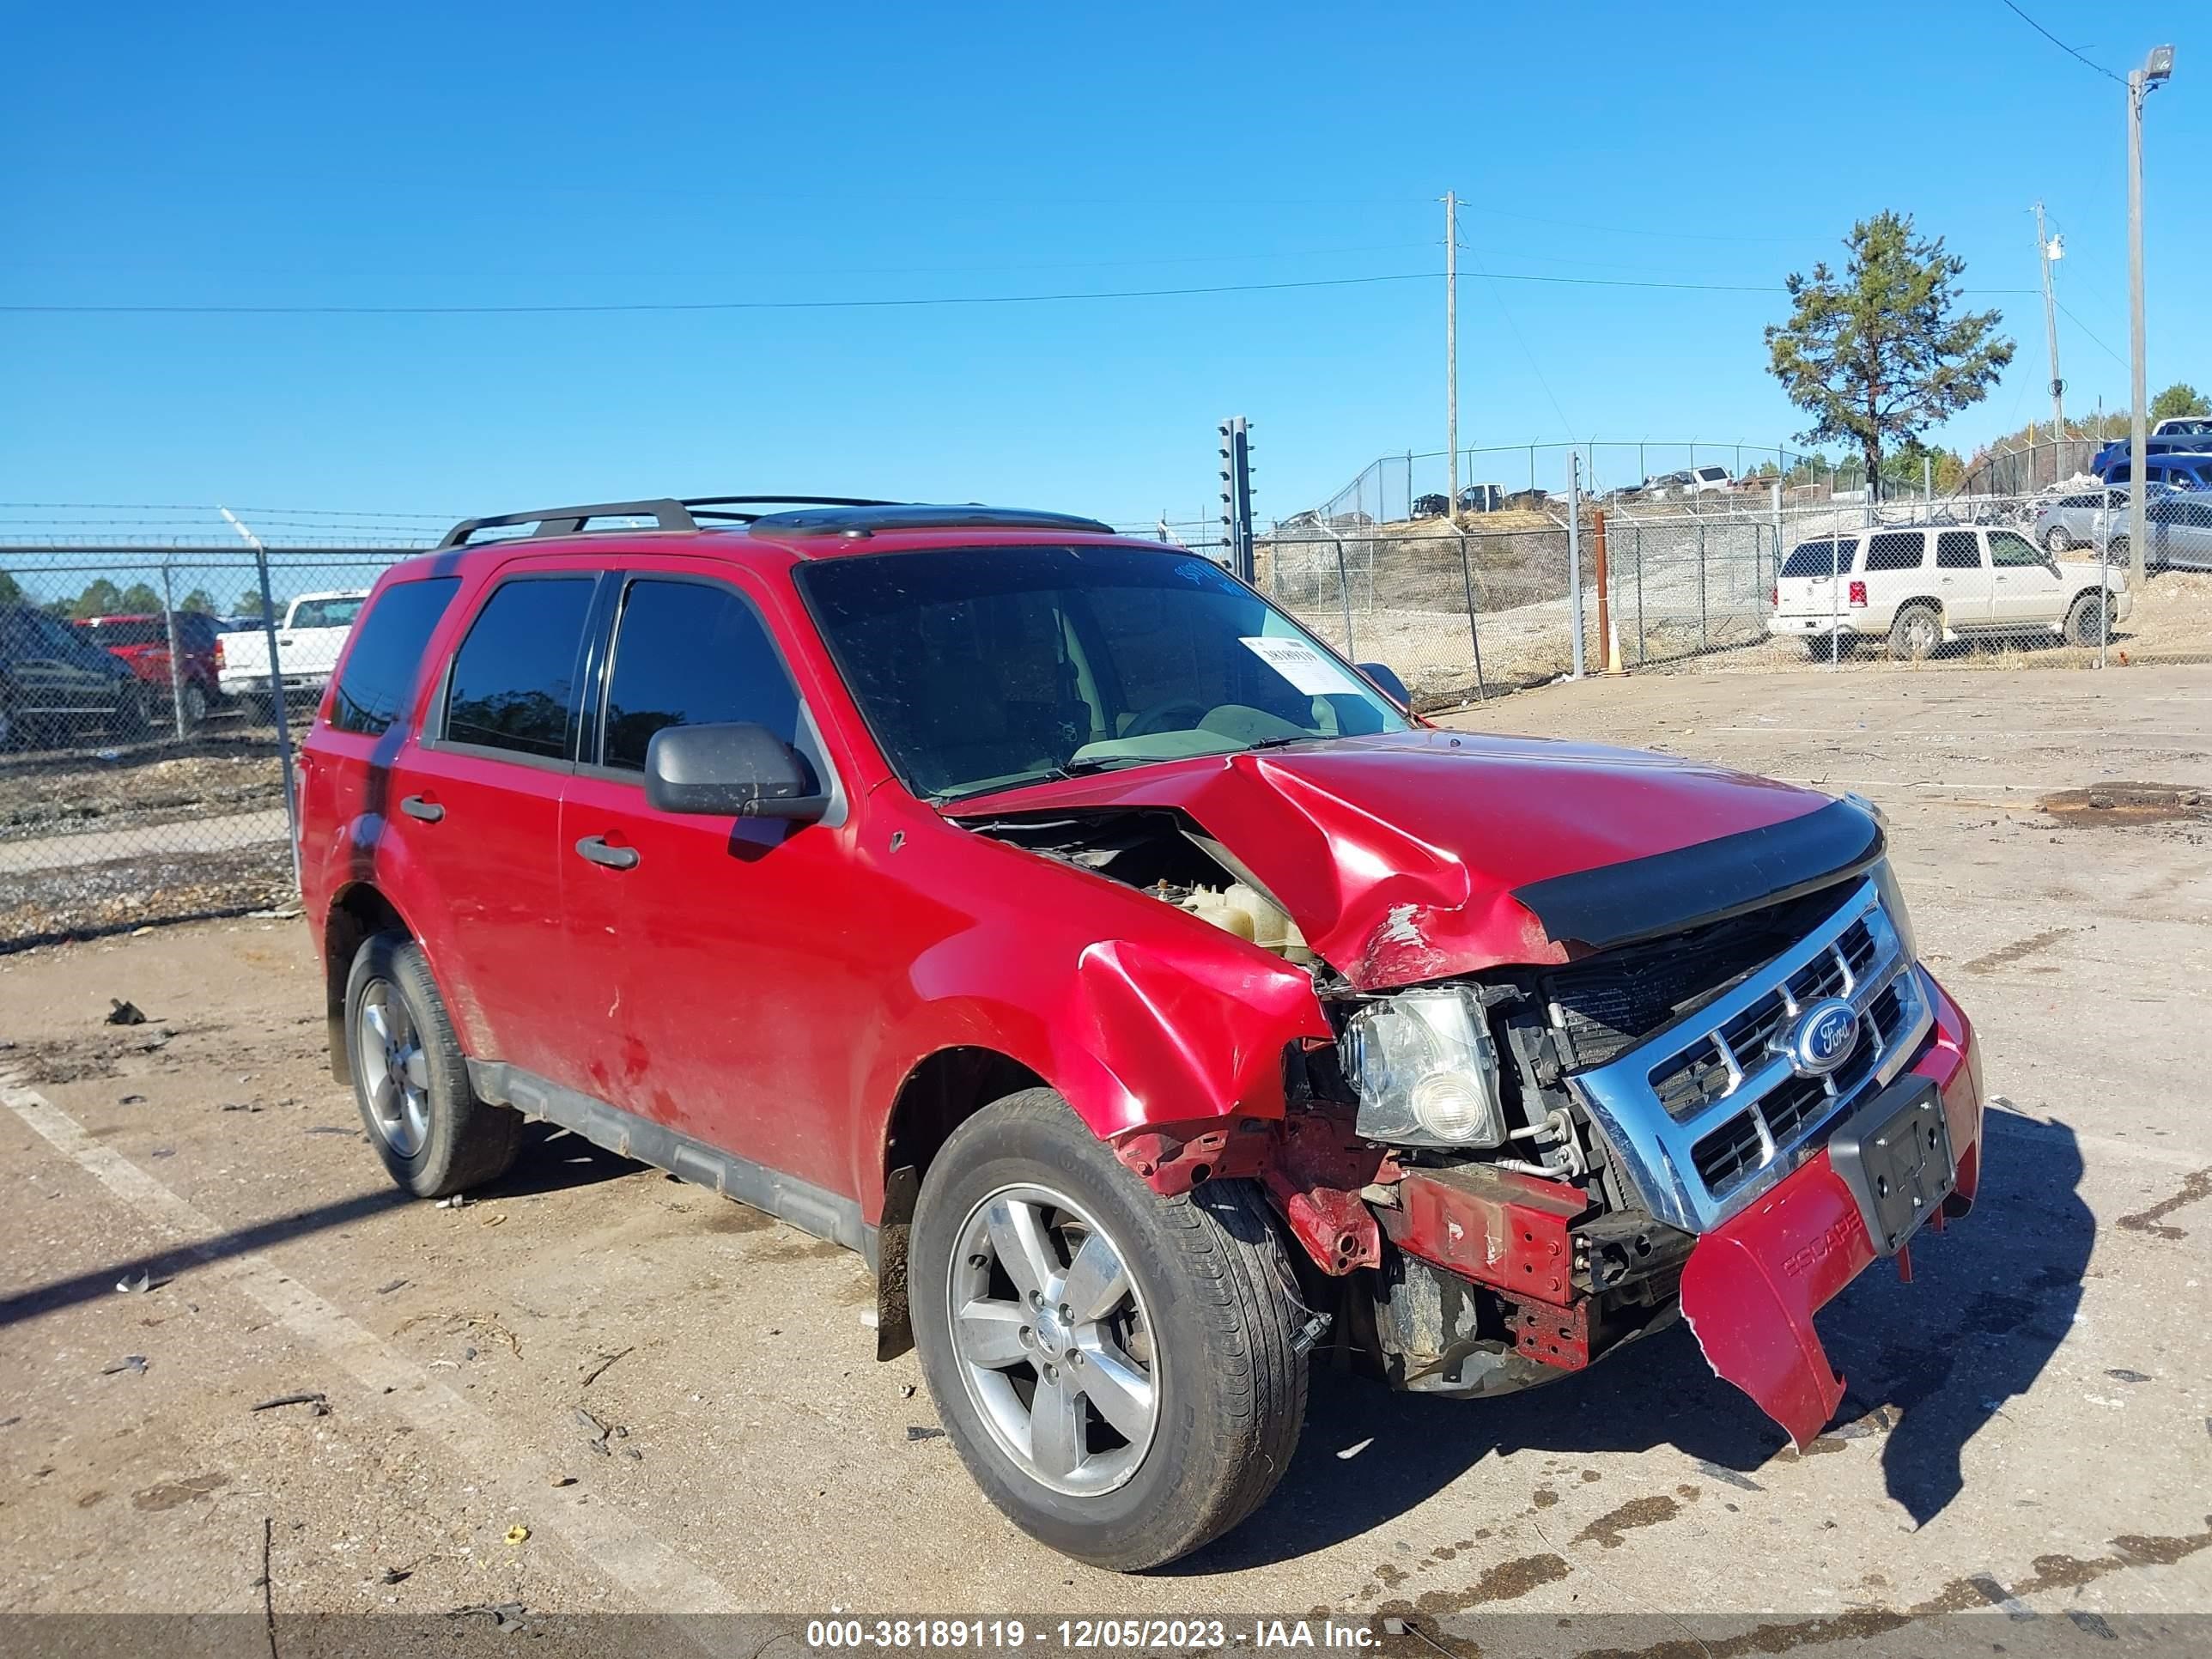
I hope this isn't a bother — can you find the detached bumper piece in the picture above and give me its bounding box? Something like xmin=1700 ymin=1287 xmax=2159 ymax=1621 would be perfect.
xmin=1680 ymin=981 xmax=1983 ymax=1447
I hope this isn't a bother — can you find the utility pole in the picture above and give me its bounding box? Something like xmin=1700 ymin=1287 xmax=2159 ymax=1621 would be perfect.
xmin=1443 ymin=190 xmax=1459 ymax=516
xmin=2033 ymin=201 xmax=2065 ymax=436
xmin=2127 ymin=46 xmax=2176 ymax=592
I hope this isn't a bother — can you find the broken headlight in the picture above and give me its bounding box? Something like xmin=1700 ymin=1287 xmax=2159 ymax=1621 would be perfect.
xmin=1340 ymin=985 xmax=1509 ymax=1148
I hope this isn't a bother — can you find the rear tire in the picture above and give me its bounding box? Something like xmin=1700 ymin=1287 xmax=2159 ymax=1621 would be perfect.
xmin=180 ymin=682 xmax=210 ymax=731
xmin=344 ymin=932 xmax=521 ymax=1198
xmin=112 ymin=685 xmax=150 ymax=740
xmin=910 ymin=1089 xmax=1307 ymax=1571
xmin=1888 ymin=603 xmax=1941 ymax=662
xmin=2065 ymin=591 xmax=2109 ymax=647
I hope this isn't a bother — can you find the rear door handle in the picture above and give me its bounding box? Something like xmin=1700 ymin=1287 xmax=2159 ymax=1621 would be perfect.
xmin=574 ymin=836 xmax=640 ymax=871
xmin=399 ymin=794 xmax=445 ymax=823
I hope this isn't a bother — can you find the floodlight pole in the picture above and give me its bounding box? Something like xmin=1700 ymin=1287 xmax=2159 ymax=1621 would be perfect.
xmin=2126 ymin=47 xmax=2173 ymax=592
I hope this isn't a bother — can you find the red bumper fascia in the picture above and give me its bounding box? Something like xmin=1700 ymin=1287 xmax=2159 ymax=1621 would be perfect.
xmin=1678 ymin=973 xmax=1982 ymax=1447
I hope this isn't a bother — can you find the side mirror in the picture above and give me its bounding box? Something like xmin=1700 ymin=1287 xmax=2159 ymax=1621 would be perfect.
xmin=643 ymin=722 xmax=828 ymax=822
xmin=1356 ymin=660 xmax=1411 ymax=708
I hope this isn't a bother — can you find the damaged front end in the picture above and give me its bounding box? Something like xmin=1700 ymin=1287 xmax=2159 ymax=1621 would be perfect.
xmin=962 ymin=785 xmax=1984 ymax=1447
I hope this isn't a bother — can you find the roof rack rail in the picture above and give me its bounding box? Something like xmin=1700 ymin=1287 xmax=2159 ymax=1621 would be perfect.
xmin=681 ymin=495 xmax=900 ymax=525
xmin=744 ymin=503 xmax=1117 ymax=538
xmin=436 ymin=499 xmax=696 ymax=550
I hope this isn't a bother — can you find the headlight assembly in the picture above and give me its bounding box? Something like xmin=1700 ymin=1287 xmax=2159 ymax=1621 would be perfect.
xmin=1340 ymin=985 xmax=1509 ymax=1149
xmin=1871 ymin=857 xmax=1919 ymax=963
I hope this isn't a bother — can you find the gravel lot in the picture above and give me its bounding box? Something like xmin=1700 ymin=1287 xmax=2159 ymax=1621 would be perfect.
xmin=1 ymin=665 xmax=2208 ymax=1653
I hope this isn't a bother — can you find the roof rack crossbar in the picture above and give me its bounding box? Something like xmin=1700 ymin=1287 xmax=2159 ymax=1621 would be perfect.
xmin=435 ymin=498 xmax=697 ymax=550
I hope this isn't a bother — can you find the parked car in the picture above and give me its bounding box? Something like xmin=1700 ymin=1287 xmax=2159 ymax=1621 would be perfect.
xmin=2094 ymin=490 xmax=2212 ymax=571
xmin=2149 ymin=416 xmax=2212 ymax=438
xmin=301 ymin=495 xmax=1987 ymax=1570
xmin=74 ymin=611 xmax=228 ymax=729
xmin=1410 ymin=492 xmax=1450 ymax=519
xmin=2098 ymin=454 xmax=2212 ymax=491
xmin=217 ymin=589 xmax=369 ymax=720
xmin=1457 ymin=483 xmax=1506 ymax=514
xmin=2027 ymin=486 xmax=2160 ymax=554
xmin=1768 ymin=523 xmax=2130 ymax=659
xmin=0 ymin=604 xmax=151 ymax=748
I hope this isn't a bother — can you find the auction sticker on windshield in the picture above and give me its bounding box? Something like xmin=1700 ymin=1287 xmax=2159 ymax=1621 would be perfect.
xmin=1239 ymin=635 xmax=1368 ymax=697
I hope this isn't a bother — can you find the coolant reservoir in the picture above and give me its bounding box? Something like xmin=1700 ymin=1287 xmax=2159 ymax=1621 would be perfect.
xmin=1225 ymin=881 xmax=1312 ymax=963
xmin=1182 ymin=882 xmax=1311 ymax=963
xmin=1181 ymin=887 xmax=1257 ymax=941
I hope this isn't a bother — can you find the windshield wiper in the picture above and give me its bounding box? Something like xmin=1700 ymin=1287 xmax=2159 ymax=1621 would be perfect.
xmin=1058 ymin=754 xmax=1170 ymax=776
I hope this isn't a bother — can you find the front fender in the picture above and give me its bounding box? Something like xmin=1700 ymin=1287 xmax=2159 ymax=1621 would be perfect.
xmin=849 ymin=931 xmax=1328 ymax=1219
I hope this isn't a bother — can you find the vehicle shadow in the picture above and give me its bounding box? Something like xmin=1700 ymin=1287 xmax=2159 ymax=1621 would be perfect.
xmin=476 ymin=1120 xmax=643 ymax=1200
xmin=1171 ymin=1104 xmax=2089 ymax=1573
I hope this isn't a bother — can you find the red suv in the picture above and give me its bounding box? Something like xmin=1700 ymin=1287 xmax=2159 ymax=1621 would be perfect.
xmin=298 ymin=497 xmax=1986 ymax=1569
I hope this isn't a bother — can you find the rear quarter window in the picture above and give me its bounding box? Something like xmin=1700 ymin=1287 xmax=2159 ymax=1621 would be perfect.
xmin=1780 ymin=538 xmax=1855 ymax=577
xmin=327 ymin=577 xmax=462 ymax=737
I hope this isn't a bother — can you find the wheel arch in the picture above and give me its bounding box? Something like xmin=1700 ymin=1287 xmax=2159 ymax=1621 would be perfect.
xmin=869 ymin=1044 xmax=1048 ymax=1362
xmin=322 ymin=882 xmax=416 ymax=1084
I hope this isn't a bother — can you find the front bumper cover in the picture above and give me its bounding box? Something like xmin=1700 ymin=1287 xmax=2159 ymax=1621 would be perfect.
xmin=1678 ymin=971 xmax=1982 ymax=1446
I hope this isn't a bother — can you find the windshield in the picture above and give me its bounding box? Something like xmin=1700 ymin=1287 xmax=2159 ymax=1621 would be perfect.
xmin=799 ymin=544 xmax=1410 ymax=800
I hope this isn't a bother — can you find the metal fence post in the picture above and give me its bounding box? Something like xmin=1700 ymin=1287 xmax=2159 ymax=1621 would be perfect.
xmin=1697 ymin=523 xmax=1709 ymax=654
xmin=1452 ymin=522 xmax=1488 ymax=702
xmin=157 ymin=560 xmax=187 ymax=740
xmin=1334 ymin=537 xmax=1356 ymax=660
xmin=1567 ymin=454 xmax=1584 ymax=679
xmin=1634 ymin=525 xmax=1646 ymax=666
xmin=222 ymin=507 xmax=303 ymax=890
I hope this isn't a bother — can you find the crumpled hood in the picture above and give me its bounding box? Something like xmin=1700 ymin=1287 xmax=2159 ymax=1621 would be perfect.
xmin=948 ymin=730 xmax=1863 ymax=988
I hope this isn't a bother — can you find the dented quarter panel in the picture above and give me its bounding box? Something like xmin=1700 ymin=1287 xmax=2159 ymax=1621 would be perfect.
xmin=1679 ymin=970 xmax=1983 ymax=1446
xmin=949 ymin=728 xmax=1832 ymax=987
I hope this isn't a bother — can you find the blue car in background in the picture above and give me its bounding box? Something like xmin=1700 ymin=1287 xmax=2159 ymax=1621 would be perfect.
xmin=2092 ymin=437 xmax=2212 ymax=489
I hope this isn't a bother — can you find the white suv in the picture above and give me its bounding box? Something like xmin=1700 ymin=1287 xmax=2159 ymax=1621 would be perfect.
xmin=1768 ymin=525 xmax=2131 ymax=659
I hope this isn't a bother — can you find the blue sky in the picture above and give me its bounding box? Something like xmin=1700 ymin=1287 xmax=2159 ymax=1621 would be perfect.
xmin=2 ymin=1 xmax=2203 ymax=537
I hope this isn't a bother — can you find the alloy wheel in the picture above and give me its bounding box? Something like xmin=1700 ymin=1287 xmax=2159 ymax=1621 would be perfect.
xmin=357 ymin=981 xmax=432 ymax=1157
xmin=946 ymin=1184 xmax=1160 ymax=1497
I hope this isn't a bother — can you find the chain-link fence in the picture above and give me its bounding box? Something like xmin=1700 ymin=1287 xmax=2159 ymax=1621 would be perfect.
xmin=6 ymin=480 xmax=2208 ymax=947
xmin=0 ymin=541 xmax=420 ymax=946
xmin=1263 ymin=488 xmax=2212 ymax=710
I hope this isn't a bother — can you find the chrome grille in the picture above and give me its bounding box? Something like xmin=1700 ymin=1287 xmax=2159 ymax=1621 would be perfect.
xmin=1570 ymin=876 xmax=1934 ymax=1234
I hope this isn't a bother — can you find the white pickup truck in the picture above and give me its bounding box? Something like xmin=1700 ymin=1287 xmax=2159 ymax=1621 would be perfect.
xmin=218 ymin=590 xmax=368 ymax=719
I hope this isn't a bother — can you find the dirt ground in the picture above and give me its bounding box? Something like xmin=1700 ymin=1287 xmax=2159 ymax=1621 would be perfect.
xmin=2 ymin=664 xmax=2209 ymax=1651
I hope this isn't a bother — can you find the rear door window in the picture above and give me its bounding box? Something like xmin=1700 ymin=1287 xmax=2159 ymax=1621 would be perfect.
xmin=328 ymin=576 xmax=461 ymax=737
xmin=1936 ymin=532 xmax=1983 ymax=569
xmin=1863 ymin=532 xmax=1925 ymax=573
xmin=598 ymin=579 xmax=802 ymax=771
xmin=441 ymin=577 xmax=597 ymax=760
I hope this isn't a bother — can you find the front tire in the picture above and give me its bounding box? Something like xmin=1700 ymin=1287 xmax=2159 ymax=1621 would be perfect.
xmin=344 ymin=932 xmax=521 ymax=1197
xmin=911 ymin=1090 xmax=1307 ymax=1571
xmin=2044 ymin=525 xmax=2072 ymax=554
xmin=2066 ymin=591 xmax=2109 ymax=647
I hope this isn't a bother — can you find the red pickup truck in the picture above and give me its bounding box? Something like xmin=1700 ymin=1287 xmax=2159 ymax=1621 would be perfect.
xmin=296 ymin=497 xmax=1985 ymax=1570
xmin=76 ymin=611 xmax=227 ymax=729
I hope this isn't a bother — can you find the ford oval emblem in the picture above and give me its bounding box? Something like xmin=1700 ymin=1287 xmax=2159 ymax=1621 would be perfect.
xmin=1786 ymin=998 xmax=1860 ymax=1078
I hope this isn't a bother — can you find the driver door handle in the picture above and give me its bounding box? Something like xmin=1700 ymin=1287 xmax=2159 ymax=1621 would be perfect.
xmin=574 ymin=836 xmax=640 ymax=871
xmin=399 ymin=794 xmax=445 ymax=823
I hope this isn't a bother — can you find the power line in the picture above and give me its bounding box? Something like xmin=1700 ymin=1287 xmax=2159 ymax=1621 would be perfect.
xmin=0 ymin=269 xmax=2038 ymax=318
xmin=2054 ymin=298 xmax=2130 ymax=368
xmin=1996 ymin=1 xmax=2124 ymax=85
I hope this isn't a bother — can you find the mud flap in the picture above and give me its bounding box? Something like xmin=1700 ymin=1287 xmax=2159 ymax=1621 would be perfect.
xmin=1678 ymin=1150 xmax=1875 ymax=1449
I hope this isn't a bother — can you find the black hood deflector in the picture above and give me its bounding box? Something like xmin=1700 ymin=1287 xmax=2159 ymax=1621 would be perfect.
xmin=1510 ymin=798 xmax=1886 ymax=954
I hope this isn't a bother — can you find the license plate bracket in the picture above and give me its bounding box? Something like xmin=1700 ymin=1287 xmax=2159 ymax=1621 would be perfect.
xmin=1827 ymin=1076 xmax=1954 ymax=1256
